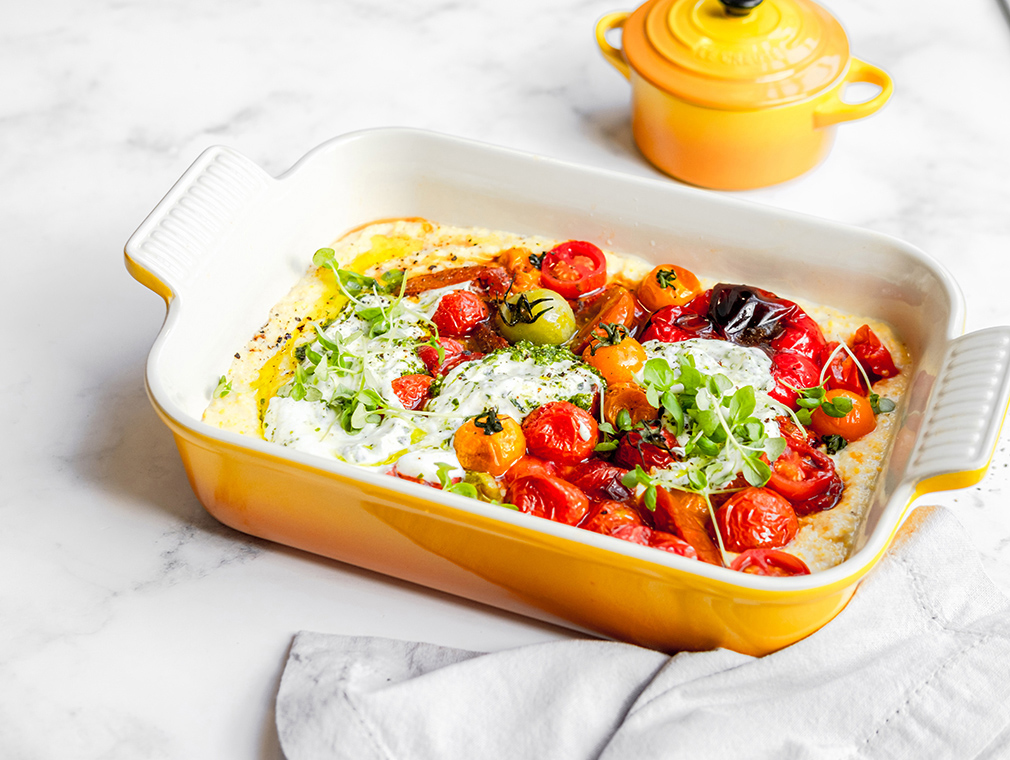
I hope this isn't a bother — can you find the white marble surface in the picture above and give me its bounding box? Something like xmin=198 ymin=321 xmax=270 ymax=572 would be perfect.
xmin=3 ymin=0 xmax=1010 ymax=756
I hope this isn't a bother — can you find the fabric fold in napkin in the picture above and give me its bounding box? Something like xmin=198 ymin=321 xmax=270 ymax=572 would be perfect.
xmin=275 ymin=507 xmax=1010 ymax=760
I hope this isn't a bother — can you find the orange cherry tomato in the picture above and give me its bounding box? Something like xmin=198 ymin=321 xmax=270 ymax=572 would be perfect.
xmin=391 ymin=374 xmax=434 ymax=411
xmin=453 ymin=411 xmax=525 ymax=477
xmin=498 ymin=247 xmax=542 ymax=293
xmin=522 ymin=401 xmax=599 ymax=464
xmin=571 ymin=286 xmax=639 ymax=355
xmin=582 ymin=331 xmax=647 ymax=386
xmin=636 ymin=264 xmax=703 ymax=312
xmin=810 ymin=389 xmax=877 ymax=442
xmin=715 ymin=487 xmax=798 ymax=552
xmin=603 ymin=383 xmax=659 ymax=428
xmin=506 ymin=474 xmax=590 ymax=525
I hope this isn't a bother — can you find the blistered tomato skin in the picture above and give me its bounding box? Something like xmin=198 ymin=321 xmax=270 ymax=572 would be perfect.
xmin=810 ymin=389 xmax=877 ymax=442
xmin=769 ymin=352 xmax=821 ymax=409
xmin=432 ymin=291 xmax=489 ymax=337
xmin=582 ymin=500 xmax=646 ymax=535
xmin=730 ymin=548 xmax=810 ymax=576
xmin=452 ymin=413 xmax=526 ymax=477
xmin=522 ymin=401 xmax=599 ymax=464
xmin=557 ymin=459 xmax=631 ymax=502
xmin=570 ymin=286 xmax=639 ymax=355
xmin=716 ymin=487 xmax=798 ymax=552
xmin=613 ymin=424 xmax=678 ymax=471
xmin=506 ymin=474 xmax=590 ymax=525
xmin=495 ymin=288 xmax=577 ymax=345
xmin=582 ymin=335 xmax=647 ymax=386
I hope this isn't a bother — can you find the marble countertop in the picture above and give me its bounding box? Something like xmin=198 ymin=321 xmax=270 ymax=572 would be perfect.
xmin=5 ymin=0 xmax=1010 ymax=756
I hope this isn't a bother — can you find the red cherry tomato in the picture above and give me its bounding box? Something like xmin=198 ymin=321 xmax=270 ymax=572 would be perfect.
xmin=557 ymin=459 xmax=631 ymax=502
xmin=730 ymin=548 xmax=810 ymax=576
xmin=582 ymin=500 xmax=646 ymax=535
xmin=390 ymin=374 xmax=434 ymax=411
xmin=522 ymin=401 xmax=599 ymax=464
xmin=767 ymin=418 xmax=844 ymax=515
xmin=431 ymin=290 xmax=489 ymax=337
xmin=417 ymin=337 xmax=483 ymax=377
xmin=540 ymin=241 xmax=607 ymax=300
xmin=769 ymin=351 xmax=821 ymax=409
xmin=648 ymin=530 xmax=699 ymax=559
xmin=506 ymin=474 xmax=590 ymax=525
xmin=769 ymin=311 xmax=828 ymax=365
xmin=715 ymin=487 xmax=798 ymax=552
xmin=851 ymin=324 xmax=899 ymax=382
xmin=610 ymin=523 xmax=653 ymax=546
xmin=613 ymin=423 xmax=678 ymax=471
xmin=823 ymin=342 xmax=867 ymax=395
xmin=503 ymin=454 xmax=558 ymax=486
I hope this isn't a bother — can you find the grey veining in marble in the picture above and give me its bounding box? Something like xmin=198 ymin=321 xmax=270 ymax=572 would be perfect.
xmin=3 ymin=0 xmax=1010 ymax=757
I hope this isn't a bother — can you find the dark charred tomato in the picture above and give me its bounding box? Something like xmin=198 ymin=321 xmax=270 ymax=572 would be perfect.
xmin=390 ymin=374 xmax=434 ymax=411
xmin=502 ymin=454 xmax=558 ymax=486
xmin=539 ymin=241 xmax=607 ymax=300
xmin=557 ymin=459 xmax=631 ymax=501
xmin=637 ymin=291 xmax=714 ymax=344
xmin=613 ymin=422 xmax=678 ymax=471
xmin=570 ymin=286 xmax=639 ymax=355
xmin=851 ymin=324 xmax=899 ymax=382
xmin=416 ymin=337 xmax=483 ymax=377
xmin=730 ymin=548 xmax=810 ymax=576
xmin=582 ymin=500 xmax=645 ymax=535
xmin=506 ymin=474 xmax=590 ymax=525
xmin=768 ymin=311 xmax=828 ymax=365
xmin=715 ymin=486 xmax=798 ymax=552
xmin=431 ymin=290 xmax=489 ymax=337
xmin=769 ymin=351 xmax=821 ymax=409
xmin=522 ymin=401 xmax=599 ymax=464
xmin=648 ymin=531 xmax=699 ymax=559
xmin=707 ymin=284 xmax=799 ymax=347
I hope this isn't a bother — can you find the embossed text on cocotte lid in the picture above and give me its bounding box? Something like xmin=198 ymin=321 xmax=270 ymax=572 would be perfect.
xmin=622 ymin=0 xmax=850 ymax=109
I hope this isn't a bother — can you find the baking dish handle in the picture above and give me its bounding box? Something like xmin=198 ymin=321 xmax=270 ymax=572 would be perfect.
xmin=596 ymin=12 xmax=631 ymax=80
xmin=124 ymin=146 xmax=273 ymax=303
xmin=905 ymin=327 xmax=1010 ymax=495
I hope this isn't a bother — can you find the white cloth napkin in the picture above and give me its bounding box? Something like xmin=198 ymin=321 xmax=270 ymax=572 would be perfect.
xmin=275 ymin=506 xmax=1010 ymax=759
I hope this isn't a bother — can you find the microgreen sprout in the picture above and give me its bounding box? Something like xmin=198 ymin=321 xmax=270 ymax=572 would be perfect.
xmin=213 ymin=375 xmax=232 ymax=399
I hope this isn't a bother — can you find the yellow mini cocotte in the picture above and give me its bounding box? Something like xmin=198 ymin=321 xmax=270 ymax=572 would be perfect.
xmin=596 ymin=0 xmax=893 ymax=189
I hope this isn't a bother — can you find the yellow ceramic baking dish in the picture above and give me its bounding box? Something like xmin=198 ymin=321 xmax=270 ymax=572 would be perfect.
xmin=596 ymin=0 xmax=893 ymax=189
xmin=125 ymin=128 xmax=1010 ymax=655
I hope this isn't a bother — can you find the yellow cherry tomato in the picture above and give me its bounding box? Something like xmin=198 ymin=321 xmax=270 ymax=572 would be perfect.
xmin=636 ymin=264 xmax=702 ymax=312
xmin=453 ymin=411 xmax=526 ymax=477
xmin=810 ymin=389 xmax=877 ymax=442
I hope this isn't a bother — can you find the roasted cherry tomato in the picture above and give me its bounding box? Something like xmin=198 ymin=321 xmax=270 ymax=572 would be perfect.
xmin=851 ymin=324 xmax=899 ymax=382
xmin=498 ymin=247 xmax=541 ymax=293
xmin=391 ymin=374 xmax=434 ymax=411
xmin=610 ymin=523 xmax=653 ymax=546
xmin=502 ymin=454 xmax=558 ymax=485
xmin=506 ymin=474 xmax=590 ymax=525
xmin=613 ymin=422 xmax=678 ymax=471
xmin=768 ymin=312 xmax=828 ymax=365
xmin=768 ymin=418 xmax=844 ymax=515
xmin=571 ymin=286 xmax=640 ymax=355
xmin=495 ymin=288 xmax=577 ymax=345
xmin=810 ymin=389 xmax=877 ymax=442
xmin=648 ymin=531 xmax=699 ymax=559
xmin=453 ymin=411 xmax=526 ymax=477
xmin=582 ymin=329 xmax=647 ymax=386
xmin=417 ymin=337 xmax=482 ymax=377
xmin=603 ymin=383 xmax=659 ymax=428
xmin=715 ymin=486 xmax=798 ymax=552
xmin=769 ymin=351 xmax=821 ymax=409
xmin=730 ymin=548 xmax=810 ymax=576
xmin=522 ymin=401 xmax=599 ymax=464
xmin=653 ymin=487 xmax=723 ymax=565
xmin=539 ymin=241 xmax=607 ymax=300
xmin=557 ymin=458 xmax=631 ymax=502
xmin=431 ymin=290 xmax=489 ymax=337
xmin=583 ymin=500 xmax=646 ymax=535
xmin=637 ymin=292 xmax=714 ymax=344
xmin=636 ymin=264 xmax=703 ymax=312
xmin=823 ymin=342 xmax=867 ymax=395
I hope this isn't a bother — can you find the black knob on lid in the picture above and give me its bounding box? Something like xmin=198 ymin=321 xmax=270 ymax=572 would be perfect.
xmin=719 ymin=0 xmax=764 ymax=16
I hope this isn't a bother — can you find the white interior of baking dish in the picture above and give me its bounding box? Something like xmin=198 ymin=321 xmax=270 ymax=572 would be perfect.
xmin=130 ymin=128 xmax=973 ymax=591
